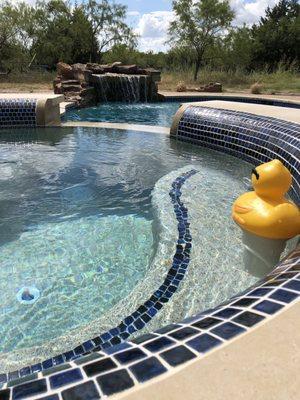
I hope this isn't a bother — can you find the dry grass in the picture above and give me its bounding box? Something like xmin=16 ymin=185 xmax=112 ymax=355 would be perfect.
xmin=159 ymin=68 xmax=300 ymax=95
xmin=0 ymin=71 xmax=55 ymax=92
xmin=1 ymin=68 xmax=299 ymax=95
xmin=250 ymin=82 xmax=263 ymax=94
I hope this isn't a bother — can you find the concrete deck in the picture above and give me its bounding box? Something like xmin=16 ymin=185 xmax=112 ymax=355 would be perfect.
xmin=160 ymin=91 xmax=300 ymax=105
xmin=119 ymin=299 xmax=300 ymax=400
xmin=184 ymin=100 xmax=300 ymax=124
xmin=0 ymin=92 xmax=64 ymax=106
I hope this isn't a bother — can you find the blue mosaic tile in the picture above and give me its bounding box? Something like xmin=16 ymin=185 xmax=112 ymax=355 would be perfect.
xmin=49 ymin=369 xmax=83 ymax=389
xmin=144 ymin=336 xmax=175 ymax=353
xmin=61 ymin=381 xmax=100 ymax=400
xmin=213 ymin=308 xmax=241 ymax=319
xmin=192 ymin=317 xmax=222 ymax=330
xmin=169 ymin=326 xmax=199 ymax=340
xmin=231 ymin=297 xmax=258 ymax=307
xmin=131 ymin=333 xmax=158 ymax=344
xmin=129 ymin=357 xmax=167 ymax=383
xmin=160 ymin=345 xmax=196 ymax=367
xmin=114 ymin=348 xmax=147 ymax=365
xmin=37 ymin=395 xmax=60 ymax=400
xmin=8 ymin=372 xmax=19 ymax=381
xmin=97 ymin=369 xmax=134 ymax=396
xmin=283 ymin=280 xmax=300 ymax=292
xmin=83 ymin=358 xmax=117 ymax=377
xmin=0 ymin=99 xmax=37 ymax=129
xmin=12 ymin=379 xmax=47 ymax=400
xmin=187 ymin=333 xmax=222 ymax=353
xmin=8 ymin=374 xmax=38 ymax=388
xmin=253 ymin=300 xmax=284 ymax=315
xmin=74 ymin=353 xmax=103 ymax=365
xmin=0 ymin=376 xmax=7 ymax=386
xmin=269 ymin=289 xmax=299 ymax=303
xmin=247 ymin=288 xmax=272 ymax=297
xmin=211 ymin=322 xmax=246 ymax=340
xmin=155 ymin=323 xmax=182 ymax=334
xmin=232 ymin=311 xmax=265 ymax=327
xmin=103 ymin=342 xmax=132 ymax=355
xmin=42 ymin=364 xmax=71 ymax=377
xmin=0 ymin=389 xmax=10 ymax=400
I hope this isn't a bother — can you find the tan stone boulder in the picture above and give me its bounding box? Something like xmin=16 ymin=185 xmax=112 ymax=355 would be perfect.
xmin=57 ymin=62 xmax=74 ymax=79
xmin=72 ymin=63 xmax=87 ymax=82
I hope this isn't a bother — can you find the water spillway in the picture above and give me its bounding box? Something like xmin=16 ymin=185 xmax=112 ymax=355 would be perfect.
xmin=92 ymin=73 xmax=150 ymax=103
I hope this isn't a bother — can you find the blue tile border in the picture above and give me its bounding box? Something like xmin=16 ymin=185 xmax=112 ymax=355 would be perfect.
xmin=0 ymin=99 xmax=37 ymax=129
xmin=1 ymin=105 xmax=300 ymax=399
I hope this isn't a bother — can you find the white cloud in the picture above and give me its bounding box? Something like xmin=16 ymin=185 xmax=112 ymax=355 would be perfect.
xmin=135 ymin=1 xmax=280 ymax=52
xmin=134 ymin=11 xmax=174 ymax=52
xmin=230 ymin=0 xmax=279 ymax=26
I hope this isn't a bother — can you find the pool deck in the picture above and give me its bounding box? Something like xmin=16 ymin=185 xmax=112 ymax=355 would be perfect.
xmin=172 ymin=100 xmax=300 ymax=127
xmin=120 ymin=299 xmax=300 ymax=400
xmin=160 ymin=91 xmax=300 ymax=105
xmin=0 ymin=92 xmax=64 ymax=105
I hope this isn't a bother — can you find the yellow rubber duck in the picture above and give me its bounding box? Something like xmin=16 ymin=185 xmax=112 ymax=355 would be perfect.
xmin=232 ymin=159 xmax=300 ymax=239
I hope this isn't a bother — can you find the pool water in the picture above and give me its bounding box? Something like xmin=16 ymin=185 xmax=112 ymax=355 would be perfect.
xmin=64 ymin=102 xmax=182 ymax=126
xmin=0 ymin=127 xmax=256 ymax=370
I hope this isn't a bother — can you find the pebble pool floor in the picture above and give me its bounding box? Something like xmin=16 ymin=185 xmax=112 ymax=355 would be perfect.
xmin=0 ymin=127 xmax=258 ymax=372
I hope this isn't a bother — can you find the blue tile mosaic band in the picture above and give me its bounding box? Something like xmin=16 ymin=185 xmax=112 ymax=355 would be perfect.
xmin=0 ymin=99 xmax=37 ymax=129
xmin=173 ymin=106 xmax=300 ymax=204
xmin=164 ymin=95 xmax=300 ymax=109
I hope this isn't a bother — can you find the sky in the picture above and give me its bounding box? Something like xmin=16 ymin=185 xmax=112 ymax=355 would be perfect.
xmin=22 ymin=0 xmax=280 ymax=52
xmin=122 ymin=0 xmax=280 ymax=52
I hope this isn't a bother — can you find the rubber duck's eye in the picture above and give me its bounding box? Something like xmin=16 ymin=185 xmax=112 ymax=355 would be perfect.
xmin=252 ymin=168 xmax=260 ymax=180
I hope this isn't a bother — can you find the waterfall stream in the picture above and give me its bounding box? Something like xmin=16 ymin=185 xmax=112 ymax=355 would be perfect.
xmin=92 ymin=73 xmax=149 ymax=103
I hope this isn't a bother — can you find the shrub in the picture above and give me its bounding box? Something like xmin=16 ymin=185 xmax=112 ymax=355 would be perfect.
xmin=250 ymin=82 xmax=263 ymax=94
xmin=176 ymin=81 xmax=187 ymax=92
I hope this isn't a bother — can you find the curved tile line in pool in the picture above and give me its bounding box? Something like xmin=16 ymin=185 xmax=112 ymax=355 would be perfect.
xmin=0 ymin=169 xmax=198 ymax=383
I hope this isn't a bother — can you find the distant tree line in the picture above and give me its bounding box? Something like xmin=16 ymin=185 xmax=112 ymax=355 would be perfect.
xmin=0 ymin=0 xmax=299 ymax=79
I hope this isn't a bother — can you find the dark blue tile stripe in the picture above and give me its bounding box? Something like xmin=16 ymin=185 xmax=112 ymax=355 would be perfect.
xmin=0 ymin=99 xmax=37 ymax=129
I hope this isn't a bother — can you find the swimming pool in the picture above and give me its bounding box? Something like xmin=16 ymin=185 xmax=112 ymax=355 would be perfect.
xmin=63 ymin=102 xmax=182 ymax=126
xmin=0 ymin=126 xmax=258 ymax=371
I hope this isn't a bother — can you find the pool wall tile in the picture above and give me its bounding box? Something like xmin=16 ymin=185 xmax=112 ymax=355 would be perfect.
xmin=0 ymin=99 xmax=37 ymax=129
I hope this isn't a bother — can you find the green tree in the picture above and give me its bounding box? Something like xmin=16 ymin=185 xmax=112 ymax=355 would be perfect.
xmin=251 ymin=0 xmax=300 ymax=69
xmin=0 ymin=1 xmax=35 ymax=71
xmin=84 ymin=0 xmax=137 ymax=62
xmin=169 ymin=0 xmax=234 ymax=80
xmin=222 ymin=25 xmax=254 ymax=71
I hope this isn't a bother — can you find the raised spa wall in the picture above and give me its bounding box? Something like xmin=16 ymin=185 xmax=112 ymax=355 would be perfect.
xmin=0 ymin=98 xmax=299 ymax=400
xmin=0 ymin=94 xmax=63 ymax=129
